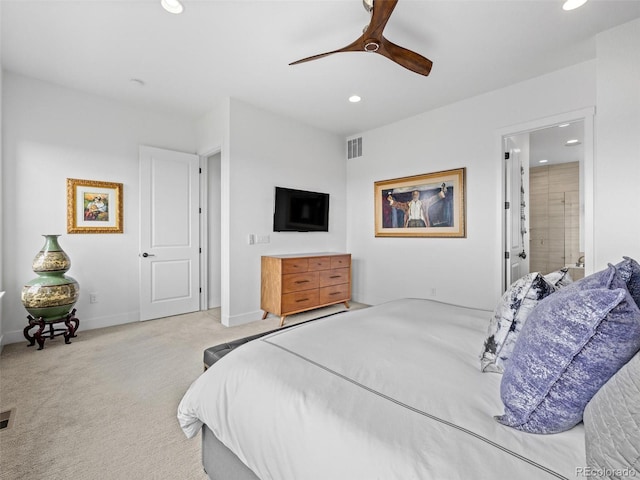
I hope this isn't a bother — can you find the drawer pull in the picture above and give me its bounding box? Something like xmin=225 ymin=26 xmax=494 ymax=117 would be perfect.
xmin=329 ymin=275 xmax=341 ymax=279
xmin=295 ymin=280 xmax=310 ymax=284
xmin=296 ymin=298 xmax=310 ymax=303
xmin=329 ymin=292 xmax=340 ymax=296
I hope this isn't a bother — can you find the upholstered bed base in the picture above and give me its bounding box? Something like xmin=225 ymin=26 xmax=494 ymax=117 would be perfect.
xmin=201 ymin=311 xmax=349 ymax=479
xmin=203 ymin=311 xmax=346 ymax=370
xmin=202 ymin=424 xmax=259 ymax=480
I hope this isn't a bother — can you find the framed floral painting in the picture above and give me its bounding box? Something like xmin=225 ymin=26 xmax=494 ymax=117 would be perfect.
xmin=67 ymin=178 xmax=123 ymax=233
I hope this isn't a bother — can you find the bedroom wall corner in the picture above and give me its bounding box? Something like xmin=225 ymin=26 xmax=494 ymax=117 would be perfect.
xmin=222 ymin=98 xmax=346 ymax=327
xmin=1 ymin=73 xmax=198 ymax=345
xmin=346 ymin=61 xmax=596 ymax=311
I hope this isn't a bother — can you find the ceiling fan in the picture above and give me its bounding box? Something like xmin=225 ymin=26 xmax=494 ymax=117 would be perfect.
xmin=289 ymin=0 xmax=433 ymax=77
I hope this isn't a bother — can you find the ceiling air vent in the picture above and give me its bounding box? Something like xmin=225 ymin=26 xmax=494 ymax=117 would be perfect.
xmin=347 ymin=137 xmax=362 ymax=160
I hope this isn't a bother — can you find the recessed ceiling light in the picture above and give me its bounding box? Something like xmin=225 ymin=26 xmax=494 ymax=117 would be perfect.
xmin=161 ymin=0 xmax=184 ymax=14
xmin=563 ymin=0 xmax=588 ymax=11
xmin=349 ymin=95 xmax=361 ymax=103
xmin=565 ymin=139 xmax=581 ymax=146
xmin=539 ymin=159 xmax=549 ymax=164
xmin=558 ymin=123 xmax=570 ymax=128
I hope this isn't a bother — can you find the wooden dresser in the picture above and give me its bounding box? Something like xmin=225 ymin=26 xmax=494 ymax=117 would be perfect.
xmin=261 ymin=253 xmax=351 ymax=326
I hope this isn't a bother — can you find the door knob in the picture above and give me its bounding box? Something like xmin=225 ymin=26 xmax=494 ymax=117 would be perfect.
xmin=141 ymin=252 xmax=155 ymax=258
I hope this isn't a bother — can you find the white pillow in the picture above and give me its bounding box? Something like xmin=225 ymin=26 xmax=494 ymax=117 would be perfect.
xmin=480 ymin=272 xmax=556 ymax=373
xmin=544 ymin=267 xmax=573 ymax=288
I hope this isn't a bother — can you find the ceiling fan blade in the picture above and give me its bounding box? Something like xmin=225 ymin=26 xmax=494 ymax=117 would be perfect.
xmin=289 ymin=36 xmax=364 ymax=66
xmin=364 ymin=0 xmax=398 ymax=39
xmin=289 ymin=0 xmax=432 ymax=77
xmin=377 ymin=36 xmax=433 ymax=76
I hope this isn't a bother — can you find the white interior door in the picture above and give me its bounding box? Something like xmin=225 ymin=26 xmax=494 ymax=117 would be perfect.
xmin=139 ymin=145 xmax=200 ymax=321
xmin=504 ymin=138 xmax=530 ymax=289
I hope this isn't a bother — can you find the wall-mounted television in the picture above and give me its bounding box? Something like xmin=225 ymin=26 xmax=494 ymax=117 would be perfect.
xmin=273 ymin=187 xmax=329 ymax=232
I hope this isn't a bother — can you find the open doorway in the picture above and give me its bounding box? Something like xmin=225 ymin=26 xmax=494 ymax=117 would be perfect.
xmin=501 ymin=108 xmax=594 ymax=292
xmin=201 ymin=151 xmax=222 ymax=310
xmin=528 ymin=121 xmax=584 ymax=281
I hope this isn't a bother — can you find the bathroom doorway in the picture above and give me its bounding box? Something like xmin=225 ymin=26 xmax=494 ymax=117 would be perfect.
xmin=528 ymin=121 xmax=584 ymax=281
xmin=501 ymin=107 xmax=594 ymax=292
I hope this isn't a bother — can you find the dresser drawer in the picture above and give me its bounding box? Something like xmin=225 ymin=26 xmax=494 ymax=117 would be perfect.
xmin=330 ymin=255 xmax=351 ymax=269
xmin=282 ymin=290 xmax=320 ymax=313
xmin=282 ymin=272 xmax=319 ymax=294
xmin=319 ymin=268 xmax=350 ymax=287
xmin=282 ymin=258 xmax=309 ymax=274
xmin=319 ymin=283 xmax=350 ymax=304
xmin=261 ymin=253 xmax=351 ymax=326
xmin=307 ymin=256 xmax=332 ymax=271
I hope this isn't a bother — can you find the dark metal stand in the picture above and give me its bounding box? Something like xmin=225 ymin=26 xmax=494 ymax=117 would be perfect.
xmin=23 ymin=309 xmax=79 ymax=350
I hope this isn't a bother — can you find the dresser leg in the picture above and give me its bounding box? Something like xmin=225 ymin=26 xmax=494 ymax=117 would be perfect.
xmin=279 ymin=316 xmax=286 ymax=327
xmin=262 ymin=311 xmax=269 ymax=320
xmin=344 ymin=301 xmax=350 ymax=309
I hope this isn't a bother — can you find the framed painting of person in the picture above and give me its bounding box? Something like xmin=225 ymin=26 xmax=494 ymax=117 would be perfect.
xmin=374 ymin=168 xmax=466 ymax=238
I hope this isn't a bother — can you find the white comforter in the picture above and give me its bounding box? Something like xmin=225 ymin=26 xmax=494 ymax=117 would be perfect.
xmin=178 ymin=298 xmax=586 ymax=480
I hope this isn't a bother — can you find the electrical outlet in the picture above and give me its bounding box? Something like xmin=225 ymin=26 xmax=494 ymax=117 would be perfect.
xmin=248 ymin=234 xmax=255 ymax=245
xmin=89 ymin=292 xmax=98 ymax=303
xmin=256 ymin=234 xmax=270 ymax=244
xmin=430 ymin=288 xmax=437 ymax=297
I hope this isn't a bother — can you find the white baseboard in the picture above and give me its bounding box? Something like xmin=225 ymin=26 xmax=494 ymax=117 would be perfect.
xmin=222 ymin=309 xmax=263 ymax=327
xmin=3 ymin=329 xmax=30 ymax=346
xmin=1 ymin=311 xmax=140 ymax=347
xmin=81 ymin=311 xmax=140 ymax=331
xmin=351 ymin=292 xmax=386 ymax=307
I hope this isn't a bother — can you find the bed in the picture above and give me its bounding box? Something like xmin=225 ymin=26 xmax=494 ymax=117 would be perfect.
xmin=178 ymin=298 xmax=593 ymax=480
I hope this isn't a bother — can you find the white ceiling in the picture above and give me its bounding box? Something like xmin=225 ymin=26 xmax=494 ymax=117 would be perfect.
xmin=530 ymin=120 xmax=584 ymax=166
xmin=2 ymin=0 xmax=640 ymax=137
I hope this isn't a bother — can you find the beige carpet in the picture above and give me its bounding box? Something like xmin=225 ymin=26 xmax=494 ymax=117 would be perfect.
xmin=0 ymin=303 xmax=366 ymax=480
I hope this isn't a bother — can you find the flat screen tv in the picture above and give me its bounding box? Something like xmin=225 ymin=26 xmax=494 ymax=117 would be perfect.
xmin=273 ymin=187 xmax=329 ymax=232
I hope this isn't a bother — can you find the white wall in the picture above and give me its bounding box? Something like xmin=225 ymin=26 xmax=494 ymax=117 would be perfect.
xmin=222 ymin=99 xmax=346 ymax=326
xmin=3 ymin=18 xmax=636 ymax=341
xmin=346 ymin=60 xmax=597 ymax=310
xmin=196 ymin=99 xmax=228 ymax=156
xmin=0 ymin=1 xmax=4 ymax=350
xmin=594 ymin=19 xmax=640 ymax=268
xmin=1 ymin=73 xmax=197 ymax=344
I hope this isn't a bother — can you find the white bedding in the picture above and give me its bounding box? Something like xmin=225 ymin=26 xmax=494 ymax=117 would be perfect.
xmin=178 ymin=298 xmax=586 ymax=480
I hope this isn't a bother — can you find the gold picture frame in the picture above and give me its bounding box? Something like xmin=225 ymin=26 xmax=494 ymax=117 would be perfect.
xmin=374 ymin=168 xmax=466 ymax=238
xmin=67 ymin=178 xmax=123 ymax=234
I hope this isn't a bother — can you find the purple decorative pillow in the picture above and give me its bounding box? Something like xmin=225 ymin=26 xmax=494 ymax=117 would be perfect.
xmin=563 ymin=262 xmax=616 ymax=291
xmin=615 ymin=257 xmax=640 ymax=307
xmin=566 ymin=257 xmax=640 ymax=307
xmin=480 ymin=273 xmax=556 ymax=373
xmin=496 ymin=265 xmax=640 ymax=434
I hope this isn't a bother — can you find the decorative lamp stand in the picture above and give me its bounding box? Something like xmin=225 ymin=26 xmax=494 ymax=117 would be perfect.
xmin=23 ymin=309 xmax=80 ymax=350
